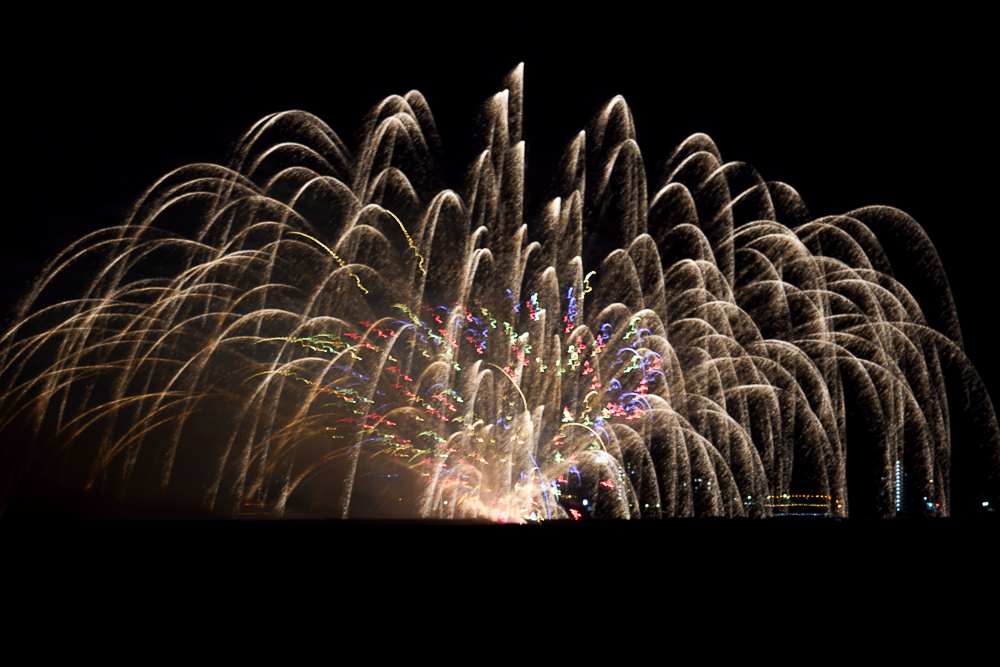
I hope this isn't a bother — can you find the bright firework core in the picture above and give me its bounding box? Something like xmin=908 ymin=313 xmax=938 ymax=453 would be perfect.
xmin=0 ymin=64 xmax=996 ymax=520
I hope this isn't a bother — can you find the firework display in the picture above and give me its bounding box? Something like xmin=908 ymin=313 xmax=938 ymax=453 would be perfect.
xmin=1 ymin=65 xmax=996 ymax=519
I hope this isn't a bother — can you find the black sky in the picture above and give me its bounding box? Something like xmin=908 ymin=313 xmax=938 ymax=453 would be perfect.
xmin=6 ymin=12 xmax=995 ymax=502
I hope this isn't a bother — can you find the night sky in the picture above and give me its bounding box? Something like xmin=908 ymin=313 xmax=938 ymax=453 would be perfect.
xmin=6 ymin=12 xmax=995 ymax=520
